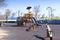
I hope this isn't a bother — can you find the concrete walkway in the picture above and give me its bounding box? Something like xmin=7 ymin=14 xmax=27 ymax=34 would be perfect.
xmin=0 ymin=23 xmax=60 ymax=40
xmin=0 ymin=23 xmax=46 ymax=40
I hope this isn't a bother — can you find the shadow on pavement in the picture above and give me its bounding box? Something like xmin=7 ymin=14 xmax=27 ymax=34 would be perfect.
xmin=34 ymin=35 xmax=45 ymax=40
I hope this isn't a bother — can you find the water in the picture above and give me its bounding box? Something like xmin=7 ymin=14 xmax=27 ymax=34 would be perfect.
xmin=0 ymin=17 xmax=17 ymax=20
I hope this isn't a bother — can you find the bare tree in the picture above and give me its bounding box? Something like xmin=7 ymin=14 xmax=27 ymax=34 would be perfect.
xmin=0 ymin=0 xmax=7 ymax=8
xmin=41 ymin=14 xmax=45 ymax=18
xmin=0 ymin=12 xmax=5 ymax=20
xmin=5 ymin=9 xmax=11 ymax=23
xmin=0 ymin=13 xmax=6 ymax=25
xmin=33 ymin=5 xmax=40 ymax=19
xmin=18 ymin=10 xmax=20 ymax=16
xmin=11 ymin=13 xmax=15 ymax=19
xmin=46 ymin=7 xmax=55 ymax=19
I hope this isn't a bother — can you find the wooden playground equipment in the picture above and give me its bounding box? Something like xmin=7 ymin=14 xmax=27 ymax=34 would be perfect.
xmin=17 ymin=7 xmax=36 ymax=30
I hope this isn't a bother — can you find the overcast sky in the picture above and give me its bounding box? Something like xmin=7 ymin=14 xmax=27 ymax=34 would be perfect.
xmin=0 ymin=0 xmax=60 ymax=17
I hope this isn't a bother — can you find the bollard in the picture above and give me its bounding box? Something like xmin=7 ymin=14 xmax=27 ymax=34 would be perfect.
xmin=46 ymin=24 xmax=50 ymax=37
xmin=0 ymin=22 xmax=1 ymax=27
xmin=50 ymin=37 xmax=53 ymax=40
xmin=46 ymin=24 xmax=53 ymax=40
xmin=50 ymin=31 xmax=53 ymax=40
xmin=46 ymin=28 xmax=50 ymax=37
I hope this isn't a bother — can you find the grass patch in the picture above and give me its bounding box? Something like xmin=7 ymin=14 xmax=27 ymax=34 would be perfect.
xmin=37 ymin=18 xmax=60 ymax=20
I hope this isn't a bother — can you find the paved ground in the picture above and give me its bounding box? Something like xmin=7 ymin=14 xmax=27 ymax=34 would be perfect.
xmin=50 ymin=25 xmax=60 ymax=40
xmin=0 ymin=23 xmax=60 ymax=40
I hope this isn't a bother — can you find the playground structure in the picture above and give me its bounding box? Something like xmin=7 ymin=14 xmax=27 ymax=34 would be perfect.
xmin=17 ymin=7 xmax=37 ymax=26
xmin=0 ymin=7 xmax=53 ymax=40
xmin=16 ymin=7 xmax=53 ymax=40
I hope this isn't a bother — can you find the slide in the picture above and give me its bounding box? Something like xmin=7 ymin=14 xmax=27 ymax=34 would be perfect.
xmin=31 ymin=18 xmax=41 ymax=26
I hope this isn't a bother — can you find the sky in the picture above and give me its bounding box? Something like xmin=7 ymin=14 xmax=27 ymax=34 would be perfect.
xmin=0 ymin=0 xmax=60 ymax=17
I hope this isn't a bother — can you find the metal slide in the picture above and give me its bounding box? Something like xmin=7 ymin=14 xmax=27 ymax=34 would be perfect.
xmin=31 ymin=18 xmax=41 ymax=26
